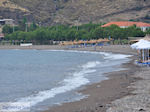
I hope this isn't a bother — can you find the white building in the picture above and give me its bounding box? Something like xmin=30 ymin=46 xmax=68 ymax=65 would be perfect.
xmin=102 ymin=21 xmax=150 ymax=32
xmin=0 ymin=19 xmax=14 ymax=26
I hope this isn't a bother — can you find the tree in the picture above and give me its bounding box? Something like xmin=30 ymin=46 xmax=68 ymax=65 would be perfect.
xmin=92 ymin=27 xmax=105 ymax=39
xmin=19 ymin=17 xmax=27 ymax=31
xmin=66 ymin=28 xmax=76 ymax=41
xmin=4 ymin=22 xmax=147 ymax=44
xmin=146 ymin=29 xmax=150 ymax=34
xmin=2 ymin=25 xmax=13 ymax=34
xmin=124 ymin=25 xmax=145 ymax=37
xmin=75 ymin=29 xmax=88 ymax=40
xmin=29 ymin=22 xmax=38 ymax=31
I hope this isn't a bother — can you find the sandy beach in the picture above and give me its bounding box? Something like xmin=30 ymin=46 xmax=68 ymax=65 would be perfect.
xmin=0 ymin=45 xmax=149 ymax=112
xmin=0 ymin=44 xmax=136 ymax=54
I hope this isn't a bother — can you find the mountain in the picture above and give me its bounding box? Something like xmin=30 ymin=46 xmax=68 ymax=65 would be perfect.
xmin=0 ymin=0 xmax=150 ymax=25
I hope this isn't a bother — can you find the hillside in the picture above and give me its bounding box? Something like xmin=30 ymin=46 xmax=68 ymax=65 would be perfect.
xmin=0 ymin=0 xmax=150 ymax=25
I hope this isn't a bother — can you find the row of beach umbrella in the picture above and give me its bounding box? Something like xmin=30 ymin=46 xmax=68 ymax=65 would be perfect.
xmin=60 ymin=38 xmax=110 ymax=45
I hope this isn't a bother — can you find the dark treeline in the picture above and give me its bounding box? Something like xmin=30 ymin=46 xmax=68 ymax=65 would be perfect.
xmin=2 ymin=21 xmax=150 ymax=44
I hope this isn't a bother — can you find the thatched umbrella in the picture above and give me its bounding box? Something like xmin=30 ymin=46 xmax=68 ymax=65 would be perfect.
xmin=97 ymin=38 xmax=110 ymax=43
xmin=88 ymin=40 xmax=97 ymax=44
xmin=143 ymin=35 xmax=150 ymax=41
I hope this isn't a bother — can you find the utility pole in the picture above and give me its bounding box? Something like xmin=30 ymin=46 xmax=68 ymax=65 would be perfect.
xmin=13 ymin=24 xmax=15 ymax=33
xmin=55 ymin=20 xmax=59 ymax=30
xmin=25 ymin=23 xmax=28 ymax=32
xmin=75 ymin=20 xmax=79 ymax=31
xmin=39 ymin=22 xmax=41 ymax=27
xmin=77 ymin=25 xmax=79 ymax=31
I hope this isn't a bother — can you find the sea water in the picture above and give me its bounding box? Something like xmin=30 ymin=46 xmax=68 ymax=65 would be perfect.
xmin=0 ymin=50 xmax=131 ymax=111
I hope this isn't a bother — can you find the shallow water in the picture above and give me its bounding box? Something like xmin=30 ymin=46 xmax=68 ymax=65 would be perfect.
xmin=0 ymin=50 xmax=131 ymax=111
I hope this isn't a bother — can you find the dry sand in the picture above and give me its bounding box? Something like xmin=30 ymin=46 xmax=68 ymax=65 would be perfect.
xmin=0 ymin=45 xmax=135 ymax=54
xmin=107 ymin=66 xmax=150 ymax=112
xmin=0 ymin=45 xmax=149 ymax=112
xmin=44 ymin=59 xmax=140 ymax=112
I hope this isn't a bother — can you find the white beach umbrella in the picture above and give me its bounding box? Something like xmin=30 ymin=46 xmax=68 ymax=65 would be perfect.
xmin=131 ymin=39 xmax=150 ymax=49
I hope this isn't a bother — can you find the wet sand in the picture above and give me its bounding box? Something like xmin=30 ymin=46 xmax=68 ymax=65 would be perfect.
xmin=44 ymin=58 xmax=140 ymax=112
xmin=0 ymin=45 xmax=147 ymax=112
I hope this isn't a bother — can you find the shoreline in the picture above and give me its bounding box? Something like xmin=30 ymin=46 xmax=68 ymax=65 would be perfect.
xmin=0 ymin=45 xmax=136 ymax=55
xmin=0 ymin=45 xmax=143 ymax=112
xmin=37 ymin=45 xmax=139 ymax=112
xmin=43 ymin=56 xmax=140 ymax=112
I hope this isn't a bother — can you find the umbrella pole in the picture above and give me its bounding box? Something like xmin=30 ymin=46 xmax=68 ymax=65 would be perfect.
xmin=143 ymin=49 xmax=144 ymax=62
xmin=147 ymin=49 xmax=148 ymax=61
xmin=148 ymin=49 xmax=149 ymax=61
xmin=141 ymin=50 xmax=143 ymax=62
xmin=140 ymin=50 xmax=142 ymax=62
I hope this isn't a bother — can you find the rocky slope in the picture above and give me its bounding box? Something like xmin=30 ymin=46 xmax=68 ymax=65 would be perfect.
xmin=0 ymin=0 xmax=150 ymax=25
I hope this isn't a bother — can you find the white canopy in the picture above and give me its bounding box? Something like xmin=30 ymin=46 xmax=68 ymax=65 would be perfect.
xmin=131 ymin=39 xmax=150 ymax=49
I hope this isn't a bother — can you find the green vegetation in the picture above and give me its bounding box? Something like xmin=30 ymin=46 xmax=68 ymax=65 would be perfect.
xmin=3 ymin=22 xmax=150 ymax=45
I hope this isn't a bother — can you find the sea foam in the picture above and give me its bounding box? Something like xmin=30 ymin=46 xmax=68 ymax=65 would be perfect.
xmin=4 ymin=50 xmax=131 ymax=111
xmin=47 ymin=50 xmax=132 ymax=60
xmin=99 ymin=52 xmax=132 ymax=60
xmin=6 ymin=61 xmax=100 ymax=110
